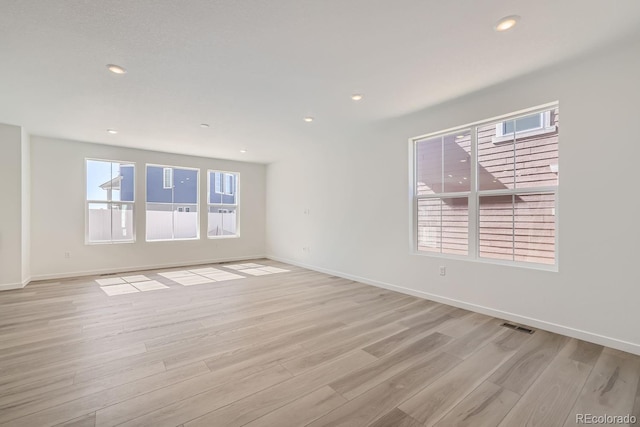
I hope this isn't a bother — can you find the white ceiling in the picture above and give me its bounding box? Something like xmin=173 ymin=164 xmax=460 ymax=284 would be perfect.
xmin=1 ymin=0 xmax=640 ymax=163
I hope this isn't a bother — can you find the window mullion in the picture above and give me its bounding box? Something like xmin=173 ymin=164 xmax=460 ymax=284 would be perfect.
xmin=469 ymin=125 xmax=478 ymax=260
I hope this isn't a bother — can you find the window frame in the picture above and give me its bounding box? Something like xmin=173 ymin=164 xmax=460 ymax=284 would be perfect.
xmin=84 ymin=158 xmax=136 ymax=245
xmin=207 ymin=169 xmax=240 ymax=239
xmin=145 ymin=163 xmax=200 ymax=242
xmin=410 ymin=102 xmax=559 ymax=271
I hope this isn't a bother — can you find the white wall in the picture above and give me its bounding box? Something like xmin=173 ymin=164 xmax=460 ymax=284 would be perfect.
xmin=266 ymin=38 xmax=640 ymax=354
xmin=30 ymin=137 xmax=266 ymax=279
xmin=0 ymin=123 xmax=25 ymax=289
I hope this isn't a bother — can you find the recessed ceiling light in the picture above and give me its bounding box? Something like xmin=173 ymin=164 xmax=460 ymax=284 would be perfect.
xmin=351 ymin=94 xmax=363 ymax=101
xmin=494 ymin=15 xmax=520 ymax=32
xmin=200 ymin=123 xmax=210 ymax=128
xmin=240 ymin=149 xmax=247 ymax=153
xmin=107 ymin=129 xmax=118 ymax=134
xmin=456 ymin=135 xmax=465 ymax=139
xmin=460 ymin=159 xmax=467 ymax=163
xmin=463 ymin=177 xmax=468 ymax=180
xmin=304 ymin=116 xmax=314 ymax=122
xmin=106 ymin=64 xmax=127 ymax=74
xmin=448 ymin=174 xmax=453 ymax=178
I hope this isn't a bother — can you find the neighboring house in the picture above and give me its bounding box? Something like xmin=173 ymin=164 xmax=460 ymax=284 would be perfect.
xmin=98 ymin=164 xmax=135 ymax=202
xmin=416 ymin=108 xmax=559 ymax=265
xmin=146 ymin=166 xmax=198 ymax=209
xmin=208 ymin=171 xmax=238 ymax=236
xmin=90 ymin=164 xmax=238 ymax=241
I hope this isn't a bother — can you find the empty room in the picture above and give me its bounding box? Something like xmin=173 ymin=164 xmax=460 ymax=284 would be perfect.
xmin=1 ymin=1 xmax=640 ymax=426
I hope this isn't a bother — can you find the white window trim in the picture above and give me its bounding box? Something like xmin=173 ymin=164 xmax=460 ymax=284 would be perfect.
xmin=145 ymin=163 xmax=200 ymax=242
xmin=492 ymin=110 xmax=556 ymax=144
xmin=410 ymin=102 xmax=559 ymax=271
xmin=223 ymin=173 xmax=234 ymax=196
xmin=85 ymin=158 xmax=136 ymax=245
xmin=162 ymin=167 xmax=173 ymax=189
xmin=207 ymin=169 xmax=240 ymax=239
xmin=214 ymin=172 xmax=223 ymax=194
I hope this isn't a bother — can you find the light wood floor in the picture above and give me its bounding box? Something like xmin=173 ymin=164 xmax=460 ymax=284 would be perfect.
xmin=1 ymin=260 xmax=639 ymax=427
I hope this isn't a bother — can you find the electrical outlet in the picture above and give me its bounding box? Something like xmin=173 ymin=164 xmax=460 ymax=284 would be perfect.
xmin=439 ymin=266 xmax=446 ymax=276
xmin=64 ymin=252 xmax=71 ymax=259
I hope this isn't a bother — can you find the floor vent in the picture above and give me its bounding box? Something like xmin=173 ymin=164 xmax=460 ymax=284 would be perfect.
xmin=501 ymin=322 xmax=535 ymax=334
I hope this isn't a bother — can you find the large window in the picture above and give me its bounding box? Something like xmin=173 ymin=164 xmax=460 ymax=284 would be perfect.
xmin=86 ymin=159 xmax=135 ymax=243
xmin=413 ymin=104 xmax=559 ymax=267
xmin=146 ymin=165 xmax=199 ymax=241
xmin=208 ymin=171 xmax=238 ymax=237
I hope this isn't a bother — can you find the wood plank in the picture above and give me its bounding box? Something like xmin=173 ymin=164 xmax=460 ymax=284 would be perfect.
xmin=499 ymin=340 xmax=592 ymax=427
xmin=369 ymin=408 xmax=422 ymax=427
xmin=488 ymin=330 xmax=569 ymax=394
xmin=308 ymin=351 xmax=462 ymax=427
xmin=242 ymin=386 xmax=346 ymax=427
xmin=331 ymin=332 xmax=452 ymax=399
xmin=568 ymin=340 xmax=604 ymax=366
xmin=57 ymin=413 xmax=96 ymax=427
xmin=398 ymin=342 xmax=517 ymax=426
xmin=564 ymin=348 xmax=640 ymax=426
xmin=184 ymin=350 xmax=377 ymax=427
xmin=113 ymin=364 xmax=292 ymax=427
xmin=433 ymin=381 xmax=520 ymax=427
xmin=1 ymin=362 xmax=210 ymax=427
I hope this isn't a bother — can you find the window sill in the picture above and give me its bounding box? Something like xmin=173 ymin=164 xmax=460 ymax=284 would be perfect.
xmin=208 ymin=234 xmax=240 ymax=240
xmin=491 ymin=125 xmax=557 ymax=144
xmin=86 ymin=240 xmax=136 ymax=245
xmin=145 ymin=237 xmax=201 ymax=242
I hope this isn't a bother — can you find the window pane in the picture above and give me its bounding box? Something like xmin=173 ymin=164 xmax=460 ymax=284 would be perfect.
xmin=208 ymin=206 xmax=237 ymax=237
xmin=478 ymin=122 xmax=515 ymax=190
xmin=514 ymin=193 xmax=556 ymax=265
xmin=442 ymin=197 xmax=468 ymax=255
xmin=111 ymin=203 xmax=134 ymax=242
xmin=480 ymin=193 xmax=556 ymax=264
xmin=87 ymin=160 xmax=135 ymax=243
xmin=173 ymin=168 xmax=198 ymax=204
xmin=147 ymin=166 xmax=173 ymax=203
xmin=174 ymin=204 xmax=198 ymax=239
xmin=479 ymin=195 xmax=514 ymax=261
xmin=515 ymin=109 xmax=559 ymax=188
xmin=416 ymin=136 xmax=443 ymax=195
xmin=146 ymin=165 xmax=199 ymax=241
xmin=209 ymin=171 xmax=237 ymax=205
xmin=417 ymin=199 xmax=441 ymax=252
xmin=88 ymin=202 xmax=112 ymax=242
xmin=119 ymin=165 xmax=135 ymax=202
xmin=443 ymin=131 xmax=471 ymax=193
xmin=417 ymin=197 xmax=468 ymax=255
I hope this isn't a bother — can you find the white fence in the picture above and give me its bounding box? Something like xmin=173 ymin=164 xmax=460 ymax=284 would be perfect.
xmin=88 ymin=207 xmax=236 ymax=241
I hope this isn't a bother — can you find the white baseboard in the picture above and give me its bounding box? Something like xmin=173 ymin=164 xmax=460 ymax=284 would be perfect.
xmin=28 ymin=254 xmax=266 ymax=282
xmin=268 ymin=255 xmax=640 ymax=356
xmin=0 ymin=276 xmax=30 ymax=291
